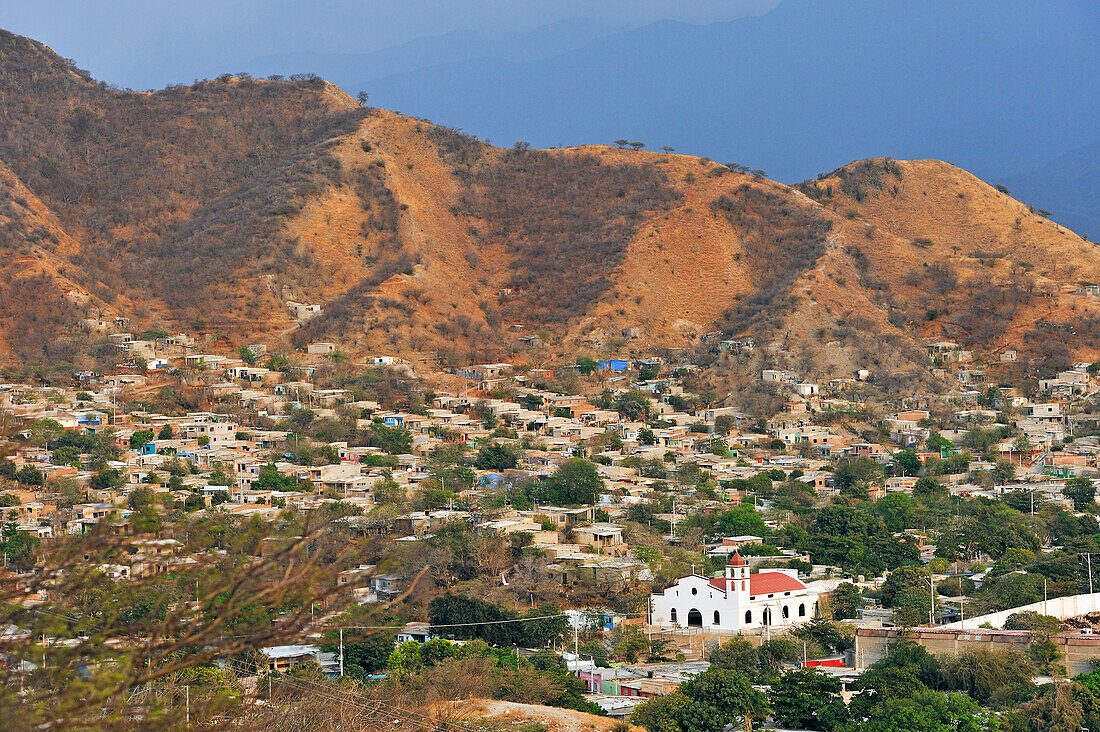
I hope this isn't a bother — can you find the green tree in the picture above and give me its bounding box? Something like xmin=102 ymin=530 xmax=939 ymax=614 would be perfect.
xmin=877 ymin=493 xmax=914 ymax=532
xmin=846 ymin=689 xmax=998 ymax=732
xmin=129 ymin=430 xmax=154 ymax=449
xmin=938 ymin=646 xmax=1035 ymax=703
xmin=882 ymin=565 xmax=934 ymax=625
xmin=0 ymin=521 xmax=40 ymax=570
xmin=367 ymin=423 xmax=413 ymax=454
xmin=1064 ymin=477 xmax=1095 ymax=510
xmin=991 ymin=459 xmax=1016 ymax=484
xmin=1004 ymin=610 xmax=1062 ymax=634
xmin=678 ymin=668 xmax=770 ymax=732
xmin=638 ymin=427 xmax=657 ymax=446
xmin=127 ymin=486 xmax=163 ymax=534
xmin=770 ymin=668 xmax=848 ymax=730
xmin=714 ymin=415 xmax=736 ymax=434
xmin=475 ymin=442 xmax=520 ymax=471
xmin=633 ymin=689 xmax=690 ymax=732
xmin=157 ymin=424 xmax=174 ymax=440
xmin=834 ymin=457 xmax=882 ymax=498
xmin=428 ymin=593 xmax=523 ymax=646
xmin=89 ymin=467 xmax=126 ymax=492
xmin=253 ymin=464 xmax=300 ymax=492
xmin=708 ymin=637 xmax=757 ymax=676
xmin=575 ymin=357 xmax=598 ymax=375
xmin=321 ymin=632 xmax=395 ymax=679
xmin=615 ymin=391 xmax=653 ymax=421
xmin=891 ymin=449 xmax=921 ymax=477
xmin=31 ymin=419 xmax=65 ymax=443
xmin=913 ymin=476 xmax=946 ymax=497
xmin=926 ymin=434 xmax=954 ymax=454
xmin=830 ymin=582 xmax=864 ymax=620
xmin=15 ymin=464 xmax=45 ymax=486
xmin=534 ymin=458 xmax=604 ymax=506
xmin=580 ymin=640 xmax=610 ymax=667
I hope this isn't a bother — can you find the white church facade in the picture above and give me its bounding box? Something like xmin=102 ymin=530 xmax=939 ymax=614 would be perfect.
xmin=649 ymin=552 xmax=819 ymax=632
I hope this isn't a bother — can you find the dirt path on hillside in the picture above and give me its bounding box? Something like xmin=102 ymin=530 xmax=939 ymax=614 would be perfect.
xmin=453 ymin=699 xmax=641 ymax=731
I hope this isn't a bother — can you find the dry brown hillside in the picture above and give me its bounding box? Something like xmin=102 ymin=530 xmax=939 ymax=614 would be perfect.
xmin=1 ymin=27 xmax=1097 ymax=379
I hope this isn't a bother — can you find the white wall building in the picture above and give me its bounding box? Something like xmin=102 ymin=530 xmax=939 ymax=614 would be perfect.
xmin=650 ymin=552 xmax=819 ymax=632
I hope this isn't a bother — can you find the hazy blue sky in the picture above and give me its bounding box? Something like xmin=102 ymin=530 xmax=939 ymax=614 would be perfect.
xmin=2 ymin=0 xmax=1096 ymax=235
xmin=0 ymin=0 xmax=779 ymax=88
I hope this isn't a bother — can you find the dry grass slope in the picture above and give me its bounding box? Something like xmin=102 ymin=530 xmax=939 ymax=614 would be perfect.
xmin=0 ymin=27 xmax=1097 ymax=377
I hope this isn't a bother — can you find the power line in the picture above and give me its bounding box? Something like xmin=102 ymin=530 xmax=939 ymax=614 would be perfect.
xmin=224 ymin=659 xmax=440 ymax=731
xmin=339 ymin=611 xmax=571 ymax=631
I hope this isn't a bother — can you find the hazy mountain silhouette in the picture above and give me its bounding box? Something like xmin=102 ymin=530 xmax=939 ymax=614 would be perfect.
xmin=242 ymin=20 xmax=616 ymax=88
xmin=1002 ymin=139 xmax=1100 ymax=240
xmin=321 ymin=0 xmax=1099 ymax=233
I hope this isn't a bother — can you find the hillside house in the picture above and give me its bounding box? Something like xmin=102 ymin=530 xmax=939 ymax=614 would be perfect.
xmin=286 ymin=302 xmax=322 ymax=319
xmin=573 ymin=523 xmax=626 ymax=555
xmin=762 ymin=369 xmax=798 ymax=385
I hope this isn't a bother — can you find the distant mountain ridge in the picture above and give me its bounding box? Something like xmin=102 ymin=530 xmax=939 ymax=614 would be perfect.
xmin=317 ymin=0 xmax=1098 ymax=230
xmin=1 ymin=27 xmax=1099 ymax=384
xmin=1001 ymin=140 xmax=1100 ymax=241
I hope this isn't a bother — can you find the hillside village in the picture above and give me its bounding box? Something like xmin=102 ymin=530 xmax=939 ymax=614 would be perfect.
xmin=2 ymin=20 xmax=1100 ymax=732
xmin=6 ymin=324 xmax=1100 ymax=728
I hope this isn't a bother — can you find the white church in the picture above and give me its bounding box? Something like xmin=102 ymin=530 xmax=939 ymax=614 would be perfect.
xmin=649 ymin=552 xmax=819 ymax=632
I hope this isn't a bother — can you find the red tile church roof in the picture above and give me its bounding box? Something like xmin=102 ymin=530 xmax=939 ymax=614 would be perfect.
xmin=750 ymin=572 xmax=806 ymax=595
xmin=706 ymin=571 xmax=806 ymax=595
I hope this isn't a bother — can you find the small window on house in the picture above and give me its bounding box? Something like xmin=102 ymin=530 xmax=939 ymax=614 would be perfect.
xmin=745 ymin=610 xmax=752 ymax=623
xmin=713 ymin=611 xmax=721 ymax=625
xmin=670 ymin=608 xmax=677 ymax=623
xmin=782 ymin=606 xmax=789 ymax=619
xmin=691 ymin=587 xmax=698 ymax=595
xmin=799 ymin=603 xmax=806 ymax=617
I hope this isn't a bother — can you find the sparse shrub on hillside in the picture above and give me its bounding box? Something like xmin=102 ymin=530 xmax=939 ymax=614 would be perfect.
xmin=814 ymin=158 xmax=903 ymax=202
xmin=711 ymin=185 xmax=832 ymax=337
xmin=430 ymin=136 xmax=681 ymax=324
xmin=0 ymin=29 xmax=370 ymax=341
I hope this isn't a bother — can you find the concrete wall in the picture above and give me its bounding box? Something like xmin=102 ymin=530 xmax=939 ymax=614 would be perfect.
xmin=855 ymin=627 xmax=1100 ymax=676
xmin=943 ymin=592 xmax=1100 ymax=630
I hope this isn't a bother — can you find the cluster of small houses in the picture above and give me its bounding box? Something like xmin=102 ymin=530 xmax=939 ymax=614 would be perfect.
xmin=4 ymin=337 xmax=1100 ymax=711
xmin=2 ymin=338 xmax=1098 ymax=544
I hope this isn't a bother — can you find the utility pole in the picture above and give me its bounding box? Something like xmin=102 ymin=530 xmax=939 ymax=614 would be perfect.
xmin=339 ymin=628 xmax=344 ymax=676
xmin=929 ymin=575 xmax=936 ymax=626
xmin=574 ymin=622 xmax=579 ymax=662
xmin=185 ymin=685 xmax=189 ymax=729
